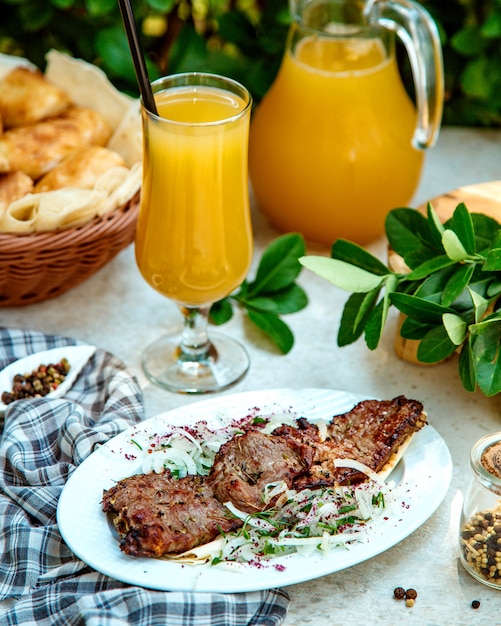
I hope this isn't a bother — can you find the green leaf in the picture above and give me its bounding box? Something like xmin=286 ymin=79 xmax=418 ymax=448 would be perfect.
xmin=243 ymin=284 xmax=308 ymax=315
xmin=416 ymin=325 xmax=458 ymax=363
xmin=330 ymin=239 xmax=390 ymax=275
xmin=246 ymin=309 xmax=294 ymax=354
xmin=450 ymin=203 xmax=476 ymax=255
xmin=442 ymin=229 xmax=470 ymax=261
xmin=146 ymin=0 xmax=175 ymax=11
xmin=217 ymin=10 xmax=258 ymax=55
xmin=458 ymin=339 xmax=477 ymax=393
xmin=249 ymin=233 xmax=305 ymax=294
xmin=338 ymin=289 xmax=380 ymax=346
xmin=472 ymin=213 xmax=501 ymax=253
xmin=390 ymin=292 xmax=454 ymax=324
xmin=481 ymin=11 xmax=501 ymax=38
xmin=399 ymin=317 xmax=434 ymax=340
xmin=483 ymin=230 xmax=501 ymax=271
xmin=168 ymin=24 xmax=212 ymax=73
xmin=414 ymin=265 xmax=456 ymax=302
xmin=381 ymin=273 xmax=398 ymax=322
xmin=86 ymin=0 xmax=115 ymax=15
xmin=51 ymin=0 xmax=73 ymax=8
xmin=404 ymin=246 xmax=444 ymax=270
xmin=442 ymin=263 xmax=475 ymax=306
xmin=468 ymin=286 xmax=491 ymax=323
xmin=210 ymin=235 xmax=307 ymax=352
xmin=451 ymin=24 xmax=487 ymax=57
xmin=209 ymin=299 xmax=234 ymax=325
xmin=19 ymin=0 xmax=53 ymax=29
xmin=461 ymin=56 xmax=492 ymax=100
xmin=299 ymin=257 xmax=385 ymax=293
xmin=365 ymin=299 xmax=386 ymax=351
xmin=385 ymin=208 xmax=434 ymax=260
xmin=466 ymin=275 xmax=492 ymax=299
xmin=96 ymin=27 xmax=155 ymax=85
xmin=363 ymin=274 xmax=398 ymax=349
xmin=469 ymin=311 xmax=501 ymax=336
xmin=471 ymin=320 xmax=501 ymax=396
xmin=426 ymin=203 xmax=446 ymax=249
xmin=443 ymin=313 xmax=468 ymax=345
xmin=487 ymin=280 xmax=501 ymax=299
xmin=405 ymin=255 xmax=456 ymax=281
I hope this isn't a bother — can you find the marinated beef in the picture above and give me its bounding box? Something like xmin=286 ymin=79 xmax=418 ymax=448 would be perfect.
xmin=207 ymin=429 xmax=314 ymax=513
xmin=102 ymin=471 xmax=243 ymax=557
xmin=103 ymin=395 xmax=427 ymax=558
xmin=274 ymin=396 xmax=427 ymax=489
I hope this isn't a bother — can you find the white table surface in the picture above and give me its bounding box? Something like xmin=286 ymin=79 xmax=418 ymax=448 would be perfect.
xmin=1 ymin=126 xmax=501 ymax=625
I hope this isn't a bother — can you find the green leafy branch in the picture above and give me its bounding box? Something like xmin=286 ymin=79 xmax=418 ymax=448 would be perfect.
xmin=210 ymin=233 xmax=308 ymax=354
xmin=300 ymin=203 xmax=501 ymax=396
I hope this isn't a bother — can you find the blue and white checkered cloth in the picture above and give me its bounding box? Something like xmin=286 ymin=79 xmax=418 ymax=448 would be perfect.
xmin=0 ymin=328 xmax=290 ymax=626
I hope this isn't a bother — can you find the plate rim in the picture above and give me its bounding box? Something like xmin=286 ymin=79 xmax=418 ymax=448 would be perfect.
xmin=57 ymin=387 xmax=453 ymax=592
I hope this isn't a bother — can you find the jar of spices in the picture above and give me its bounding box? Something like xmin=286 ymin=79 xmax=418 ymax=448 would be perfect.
xmin=459 ymin=432 xmax=501 ymax=589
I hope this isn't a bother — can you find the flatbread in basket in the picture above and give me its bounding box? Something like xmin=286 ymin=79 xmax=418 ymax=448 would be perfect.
xmin=0 ymin=50 xmax=142 ymax=234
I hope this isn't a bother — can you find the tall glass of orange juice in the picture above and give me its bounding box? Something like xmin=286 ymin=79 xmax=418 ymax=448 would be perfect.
xmin=249 ymin=0 xmax=443 ymax=246
xmin=136 ymin=73 xmax=253 ymax=393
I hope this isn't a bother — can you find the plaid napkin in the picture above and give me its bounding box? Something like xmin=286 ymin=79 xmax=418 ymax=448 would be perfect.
xmin=0 ymin=327 xmax=290 ymax=626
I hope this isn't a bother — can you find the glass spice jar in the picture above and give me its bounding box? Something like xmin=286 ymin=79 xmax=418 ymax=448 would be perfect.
xmin=459 ymin=432 xmax=501 ymax=589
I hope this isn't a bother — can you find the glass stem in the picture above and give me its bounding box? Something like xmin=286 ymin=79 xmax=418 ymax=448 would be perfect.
xmin=178 ymin=305 xmax=214 ymax=362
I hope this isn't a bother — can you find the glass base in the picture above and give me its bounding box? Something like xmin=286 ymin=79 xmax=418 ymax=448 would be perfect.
xmin=141 ymin=330 xmax=250 ymax=394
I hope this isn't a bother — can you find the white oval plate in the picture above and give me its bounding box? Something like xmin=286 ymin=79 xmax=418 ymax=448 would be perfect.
xmin=57 ymin=388 xmax=452 ymax=593
xmin=0 ymin=344 xmax=96 ymax=414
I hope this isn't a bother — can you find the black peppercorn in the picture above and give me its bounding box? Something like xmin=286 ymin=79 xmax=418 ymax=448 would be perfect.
xmin=471 ymin=600 xmax=480 ymax=609
xmin=393 ymin=587 xmax=406 ymax=600
xmin=405 ymin=588 xmax=418 ymax=600
xmin=1 ymin=358 xmax=70 ymax=404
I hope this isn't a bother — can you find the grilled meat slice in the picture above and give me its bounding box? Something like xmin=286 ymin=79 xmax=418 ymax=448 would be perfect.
xmin=207 ymin=429 xmax=314 ymax=514
xmin=275 ymin=396 xmax=427 ymax=489
xmin=102 ymin=395 xmax=427 ymax=558
xmin=273 ymin=417 xmax=323 ymax=446
xmin=102 ymin=471 xmax=243 ymax=557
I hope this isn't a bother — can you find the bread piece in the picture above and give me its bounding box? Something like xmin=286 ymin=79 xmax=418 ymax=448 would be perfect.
xmin=0 ymin=106 xmax=112 ymax=179
xmin=0 ymin=171 xmax=34 ymax=205
xmin=0 ymin=66 xmax=71 ymax=128
xmin=35 ymin=145 xmax=126 ymax=192
xmin=1 ymin=187 xmax=107 ymax=233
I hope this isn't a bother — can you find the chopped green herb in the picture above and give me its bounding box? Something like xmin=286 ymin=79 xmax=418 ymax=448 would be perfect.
xmin=253 ymin=416 xmax=268 ymax=425
xmin=372 ymin=491 xmax=386 ymax=507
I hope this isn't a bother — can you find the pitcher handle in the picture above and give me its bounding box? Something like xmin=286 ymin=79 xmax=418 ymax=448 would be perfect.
xmin=365 ymin=0 xmax=444 ymax=149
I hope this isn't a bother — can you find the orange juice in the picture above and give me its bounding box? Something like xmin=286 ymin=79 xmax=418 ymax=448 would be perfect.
xmin=136 ymin=85 xmax=253 ymax=306
xmin=249 ymin=36 xmax=424 ymax=245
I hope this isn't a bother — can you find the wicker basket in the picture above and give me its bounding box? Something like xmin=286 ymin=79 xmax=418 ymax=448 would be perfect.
xmin=0 ymin=193 xmax=139 ymax=307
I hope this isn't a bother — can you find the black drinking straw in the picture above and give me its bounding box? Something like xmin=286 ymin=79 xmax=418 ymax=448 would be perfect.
xmin=118 ymin=0 xmax=158 ymax=115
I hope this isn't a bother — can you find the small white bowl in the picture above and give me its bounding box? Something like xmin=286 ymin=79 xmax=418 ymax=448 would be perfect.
xmin=0 ymin=344 xmax=96 ymax=415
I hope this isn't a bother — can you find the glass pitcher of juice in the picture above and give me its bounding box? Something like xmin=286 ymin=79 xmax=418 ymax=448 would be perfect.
xmin=249 ymin=0 xmax=444 ymax=245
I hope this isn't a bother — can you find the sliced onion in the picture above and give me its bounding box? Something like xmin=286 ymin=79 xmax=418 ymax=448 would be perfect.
xmin=159 ymin=448 xmax=198 ymax=475
xmin=171 ymin=429 xmax=202 ymax=451
xmin=224 ymin=502 xmax=277 ymax=531
xmin=333 ymin=457 xmax=386 ymax=485
xmin=311 ymin=418 xmax=328 ymax=441
xmin=262 ymin=481 xmax=288 ymax=504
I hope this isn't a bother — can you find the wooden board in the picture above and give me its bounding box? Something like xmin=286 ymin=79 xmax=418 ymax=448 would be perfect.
xmin=391 ymin=181 xmax=501 ymax=364
xmin=418 ymin=180 xmax=501 ymax=222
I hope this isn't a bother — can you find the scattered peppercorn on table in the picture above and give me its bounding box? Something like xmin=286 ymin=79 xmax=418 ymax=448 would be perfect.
xmin=2 ymin=125 xmax=501 ymax=625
